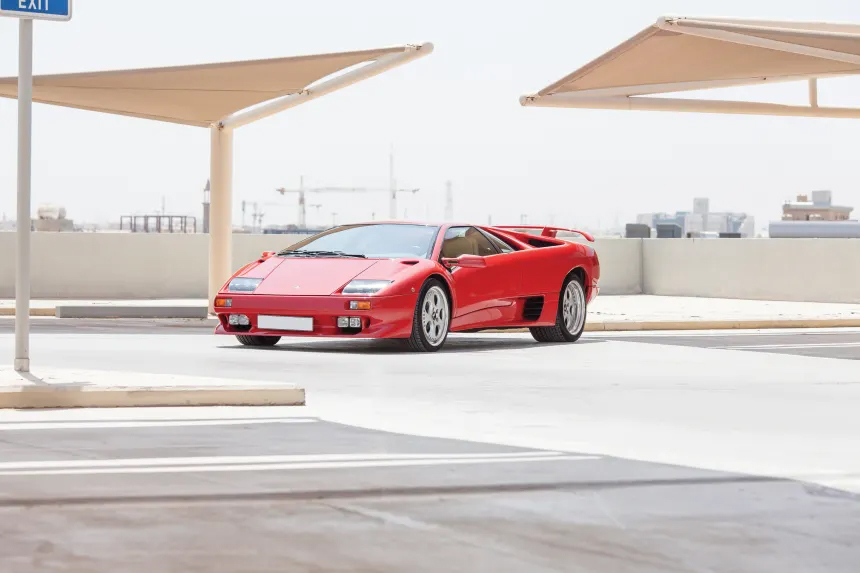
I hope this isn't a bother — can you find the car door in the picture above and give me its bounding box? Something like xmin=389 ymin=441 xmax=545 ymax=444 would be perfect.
xmin=440 ymin=226 xmax=521 ymax=328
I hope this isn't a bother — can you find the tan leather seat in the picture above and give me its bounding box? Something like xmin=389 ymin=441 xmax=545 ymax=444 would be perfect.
xmin=441 ymin=237 xmax=474 ymax=258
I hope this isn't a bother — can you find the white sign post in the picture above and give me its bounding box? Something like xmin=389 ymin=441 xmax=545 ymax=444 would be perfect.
xmin=1 ymin=0 xmax=73 ymax=372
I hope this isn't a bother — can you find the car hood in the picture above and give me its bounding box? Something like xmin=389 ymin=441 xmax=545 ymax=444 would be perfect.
xmin=245 ymin=258 xmax=383 ymax=296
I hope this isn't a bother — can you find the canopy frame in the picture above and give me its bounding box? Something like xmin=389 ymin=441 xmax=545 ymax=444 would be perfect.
xmin=0 ymin=41 xmax=434 ymax=313
xmin=207 ymin=43 xmax=432 ymax=306
xmin=520 ymin=16 xmax=860 ymax=119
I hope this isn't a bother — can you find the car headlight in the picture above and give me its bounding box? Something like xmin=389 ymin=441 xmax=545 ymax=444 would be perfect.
xmin=342 ymin=279 xmax=393 ymax=295
xmin=227 ymin=277 xmax=263 ymax=292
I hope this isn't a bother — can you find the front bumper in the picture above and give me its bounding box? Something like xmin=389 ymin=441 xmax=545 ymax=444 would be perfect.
xmin=213 ymin=292 xmax=419 ymax=339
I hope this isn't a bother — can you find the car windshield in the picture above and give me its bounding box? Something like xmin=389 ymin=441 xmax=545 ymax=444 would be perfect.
xmin=280 ymin=224 xmax=440 ymax=259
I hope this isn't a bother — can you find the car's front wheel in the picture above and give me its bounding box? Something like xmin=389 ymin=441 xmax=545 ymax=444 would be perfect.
xmin=530 ymin=274 xmax=587 ymax=343
xmin=407 ymin=279 xmax=450 ymax=352
xmin=236 ymin=335 xmax=281 ymax=347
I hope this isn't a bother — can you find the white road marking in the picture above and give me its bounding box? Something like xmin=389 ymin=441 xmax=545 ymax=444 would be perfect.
xmin=586 ymin=328 xmax=860 ymax=338
xmin=0 ymin=451 xmax=598 ymax=476
xmin=0 ymin=418 xmax=317 ymax=431
xmin=716 ymin=342 xmax=860 ymax=350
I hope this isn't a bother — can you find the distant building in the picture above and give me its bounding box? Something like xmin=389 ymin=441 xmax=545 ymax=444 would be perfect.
xmin=635 ymin=198 xmax=754 ymax=238
xmin=33 ymin=204 xmax=75 ymax=232
xmin=781 ymin=190 xmax=852 ymax=221
xmin=770 ymin=190 xmax=857 ymax=238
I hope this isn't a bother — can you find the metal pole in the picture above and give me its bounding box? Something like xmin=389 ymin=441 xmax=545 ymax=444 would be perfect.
xmin=389 ymin=146 xmax=396 ymax=219
xmin=298 ymin=177 xmax=306 ymax=228
xmin=15 ymin=18 xmax=33 ymax=373
xmin=444 ymin=180 xmax=453 ymax=220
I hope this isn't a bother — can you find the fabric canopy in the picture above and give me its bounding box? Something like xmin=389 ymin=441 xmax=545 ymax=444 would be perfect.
xmin=533 ymin=17 xmax=860 ymax=98
xmin=0 ymin=46 xmax=406 ymax=127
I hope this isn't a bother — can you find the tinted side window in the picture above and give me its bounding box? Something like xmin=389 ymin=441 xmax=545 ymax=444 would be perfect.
xmin=480 ymin=230 xmax=515 ymax=253
xmin=441 ymin=226 xmax=498 ymax=258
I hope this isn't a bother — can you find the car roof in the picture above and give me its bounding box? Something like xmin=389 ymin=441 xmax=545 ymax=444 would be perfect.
xmin=335 ymin=221 xmax=483 ymax=228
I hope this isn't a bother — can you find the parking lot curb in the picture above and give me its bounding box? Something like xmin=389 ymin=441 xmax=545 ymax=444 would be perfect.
xmin=0 ymin=385 xmax=306 ymax=409
xmin=54 ymin=305 xmax=209 ymax=319
xmin=590 ymin=318 xmax=860 ymax=331
xmin=0 ymin=308 xmax=55 ymax=317
xmin=4 ymin=308 xmax=860 ymax=331
xmin=483 ymin=318 xmax=860 ymax=334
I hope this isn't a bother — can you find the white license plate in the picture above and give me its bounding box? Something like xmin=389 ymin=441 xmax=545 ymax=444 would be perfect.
xmin=257 ymin=315 xmax=313 ymax=332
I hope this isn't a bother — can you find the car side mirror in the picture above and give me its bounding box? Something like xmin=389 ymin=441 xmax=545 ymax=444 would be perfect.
xmin=442 ymin=254 xmax=486 ymax=269
xmin=261 ymin=251 xmax=276 ymax=258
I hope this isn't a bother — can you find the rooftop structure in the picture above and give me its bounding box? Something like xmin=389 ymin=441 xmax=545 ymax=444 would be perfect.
xmin=782 ymin=190 xmax=853 ymax=221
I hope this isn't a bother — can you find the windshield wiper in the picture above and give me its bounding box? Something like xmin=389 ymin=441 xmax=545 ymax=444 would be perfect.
xmin=278 ymin=250 xmax=366 ymax=258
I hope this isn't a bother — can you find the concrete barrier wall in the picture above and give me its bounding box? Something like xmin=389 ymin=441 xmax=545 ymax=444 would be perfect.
xmin=0 ymin=232 xmax=306 ymax=299
xmin=232 ymin=234 xmax=307 ymax=273
xmin=643 ymin=238 xmax=860 ymax=303
xmin=593 ymin=239 xmax=642 ymax=295
xmin=1 ymin=232 xmax=858 ymax=302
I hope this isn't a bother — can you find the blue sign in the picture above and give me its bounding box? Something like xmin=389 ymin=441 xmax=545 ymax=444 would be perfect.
xmin=0 ymin=0 xmax=72 ymax=21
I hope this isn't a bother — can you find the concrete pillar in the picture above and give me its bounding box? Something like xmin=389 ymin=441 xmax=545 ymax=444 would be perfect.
xmin=208 ymin=126 xmax=234 ymax=310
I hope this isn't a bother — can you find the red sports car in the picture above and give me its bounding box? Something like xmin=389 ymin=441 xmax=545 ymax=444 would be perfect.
xmin=214 ymin=222 xmax=599 ymax=351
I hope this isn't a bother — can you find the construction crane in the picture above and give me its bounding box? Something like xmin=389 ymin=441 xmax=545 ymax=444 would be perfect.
xmin=276 ymin=175 xmax=419 ymax=228
xmin=241 ymin=200 xmax=283 ymax=233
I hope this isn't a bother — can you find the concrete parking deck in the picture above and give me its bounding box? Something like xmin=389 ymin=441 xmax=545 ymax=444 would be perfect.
xmin=0 ymin=412 xmax=857 ymax=572
xmin=1 ymin=320 xmax=859 ymax=570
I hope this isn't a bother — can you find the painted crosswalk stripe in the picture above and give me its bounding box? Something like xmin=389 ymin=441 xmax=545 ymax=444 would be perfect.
xmin=716 ymin=342 xmax=860 ymax=350
xmin=0 ymin=451 xmax=599 ymax=476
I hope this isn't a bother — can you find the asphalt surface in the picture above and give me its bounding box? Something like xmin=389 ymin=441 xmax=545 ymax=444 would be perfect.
xmin=606 ymin=329 xmax=860 ymax=361
xmin=0 ymin=415 xmax=857 ymax=573
xmin=1 ymin=320 xmax=859 ymax=571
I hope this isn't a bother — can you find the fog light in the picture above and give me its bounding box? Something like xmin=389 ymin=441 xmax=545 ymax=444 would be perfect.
xmin=228 ymin=314 xmax=250 ymax=326
xmin=349 ymin=317 xmax=361 ymax=328
xmin=349 ymin=301 xmax=372 ymax=310
xmin=337 ymin=317 xmax=350 ymax=328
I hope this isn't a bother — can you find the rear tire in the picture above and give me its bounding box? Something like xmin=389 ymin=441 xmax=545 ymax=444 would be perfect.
xmin=530 ymin=274 xmax=587 ymax=343
xmin=236 ymin=335 xmax=281 ymax=347
xmin=407 ymin=278 xmax=450 ymax=352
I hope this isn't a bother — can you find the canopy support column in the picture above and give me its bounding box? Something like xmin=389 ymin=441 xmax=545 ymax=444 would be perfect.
xmin=208 ymin=125 xmax=233 ymax=311
xmin=809 ymin=78 xmax=819 ymax=108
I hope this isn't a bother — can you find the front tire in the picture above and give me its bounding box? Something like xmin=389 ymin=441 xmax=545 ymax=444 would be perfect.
xmin=407 ymin=279 xmax=450 ymax=352
xmin=530 ymin=274 xmax=587 ymax=343
xmin=236 ymin=335 xmax=281 ymax=347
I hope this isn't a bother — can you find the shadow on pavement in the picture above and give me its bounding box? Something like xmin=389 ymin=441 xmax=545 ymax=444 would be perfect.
xmin=221 ymin=337 xmax=605 ymax=354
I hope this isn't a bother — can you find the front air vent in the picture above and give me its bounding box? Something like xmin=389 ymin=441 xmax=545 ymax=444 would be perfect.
xmin=523 ymin=296 xmax=544 ymax=321
xmin=400 ymin=260 xmax=419 ymax=265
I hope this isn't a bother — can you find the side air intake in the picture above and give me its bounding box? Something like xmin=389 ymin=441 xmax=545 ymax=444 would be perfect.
xmin=523 ymin=297 xmax=544 ymax=321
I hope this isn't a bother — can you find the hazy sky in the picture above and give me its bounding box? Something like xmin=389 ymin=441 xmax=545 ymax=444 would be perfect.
xmin=2 ymin=0 xmax=860 ymax=231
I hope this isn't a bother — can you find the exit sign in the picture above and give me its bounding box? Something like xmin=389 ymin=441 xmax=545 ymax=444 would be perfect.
xmin=0 ymin=0 xmax=72 ymax=21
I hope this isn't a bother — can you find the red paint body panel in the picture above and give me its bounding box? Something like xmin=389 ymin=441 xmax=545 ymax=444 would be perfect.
xmin=214 ymin=222 xmax=600 ymax=340
xmin=254 ymin=259 xmax=380 ymax=296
